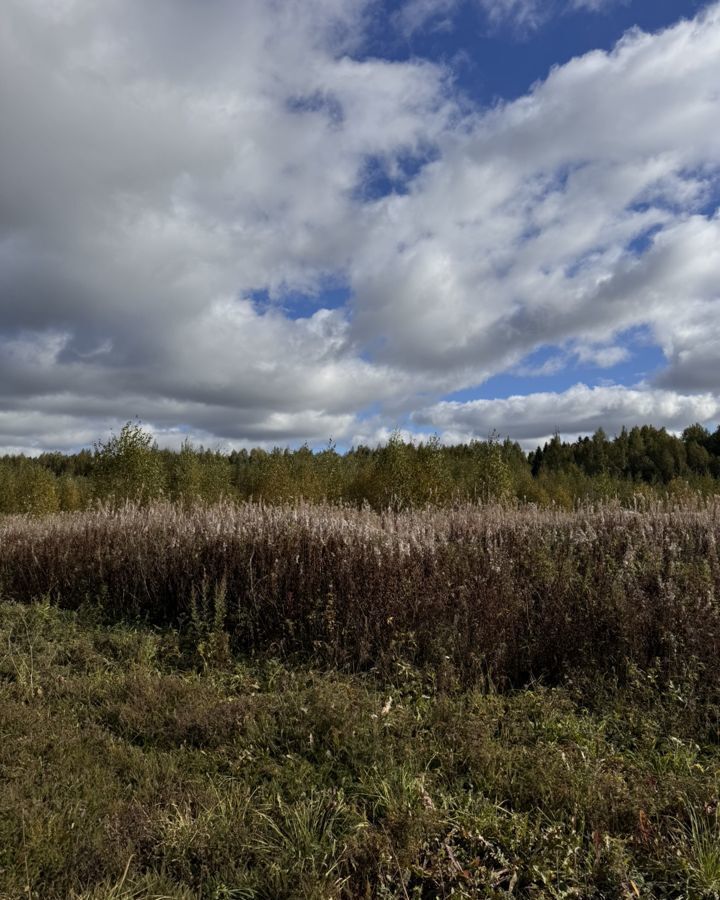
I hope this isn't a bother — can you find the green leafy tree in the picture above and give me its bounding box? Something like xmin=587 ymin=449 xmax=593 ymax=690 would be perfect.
xmin=413 ymin=435 xmax=453 ymax=504
xmin=372 ymin=430 xmax=414 ymax=509
xmin=0 ymin=459 xmax=60 ymax=516
xmin=93 ymin=420 xmax=165 ymax=504
xmin=170 ymin=441 xmax=233 ymax=504
xmin=469 ymin=438 xmax=512 ymax=502
xmin=20 ymin=463 xmax=60 ymax=515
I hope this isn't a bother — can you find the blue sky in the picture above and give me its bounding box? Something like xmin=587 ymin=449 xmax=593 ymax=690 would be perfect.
xmin=379 ymin=0 xmax=707 ymax=102
xmin=0 ymin=0 xmax=719 ymax=451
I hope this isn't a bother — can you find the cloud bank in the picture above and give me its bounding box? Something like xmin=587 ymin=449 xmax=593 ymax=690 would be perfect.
xmin=0 ymin=0 xmax=719 ymax=451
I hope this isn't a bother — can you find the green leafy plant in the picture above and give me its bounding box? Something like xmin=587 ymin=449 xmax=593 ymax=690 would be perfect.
xmin=92 ymin=420 xmax=165 ymax=505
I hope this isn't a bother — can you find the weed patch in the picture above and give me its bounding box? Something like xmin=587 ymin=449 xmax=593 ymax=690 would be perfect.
xmin=1 ymin=600 xmax=719 ymax=897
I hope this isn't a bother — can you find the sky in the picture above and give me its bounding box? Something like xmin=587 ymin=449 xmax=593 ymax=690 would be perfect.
xmin=1 ymin=0 xmax=719 ymax=453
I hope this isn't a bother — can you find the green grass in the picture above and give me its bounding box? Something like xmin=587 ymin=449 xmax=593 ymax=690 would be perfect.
xmin=1 ymin=599 xmax=719 ymax=898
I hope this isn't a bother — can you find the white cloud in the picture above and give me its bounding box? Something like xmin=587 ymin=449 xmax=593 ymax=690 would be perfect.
xmin=1 ymin=1 xmax=719 ymax=451
xmin=478 ymin=0 xmax=548 ymax=30
xmin=349 ymin=7 xmax=720 ymax=384
xmin=569 ymin=0 xmax=623 ymax=10
xmin=415 ymin=384 xmax=720 ymax=445
xmin=486 ymin=0 xmax=626 ymax=30
xmin=0 ymin=0 xmax=454 ymax=448
xmin=394 ymin=0 xmax=459 ymax=35
xmin=573 ymin=344 xmax=630 ymax=368
xmin=395 ymin=0 xmax=626 ymax=36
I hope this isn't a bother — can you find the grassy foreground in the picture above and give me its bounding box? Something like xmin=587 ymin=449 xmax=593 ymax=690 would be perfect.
xmin=1 ymin=599 xmax=719 ymax=899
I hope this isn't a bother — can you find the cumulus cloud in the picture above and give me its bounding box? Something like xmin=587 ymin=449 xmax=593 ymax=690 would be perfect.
xmin=1 ymin=1 xmax=719 ymax=451
xmin=0 ymin=0 xmax=453 ymax=448
xmin=414 ymin=384 xmax=720 ymax=446
xmin=349 ymin=6 xmax=720 ymax=391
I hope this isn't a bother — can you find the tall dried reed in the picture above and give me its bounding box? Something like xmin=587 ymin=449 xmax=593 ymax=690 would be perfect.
xmin=1 ymin=500 xmax=719 ymax=686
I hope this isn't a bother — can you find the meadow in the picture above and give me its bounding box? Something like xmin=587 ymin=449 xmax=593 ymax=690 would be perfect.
xmin=1 ymin=497 xmax=719 ymax=898
xmin=1 ymin=424 xmax=720 ymax=897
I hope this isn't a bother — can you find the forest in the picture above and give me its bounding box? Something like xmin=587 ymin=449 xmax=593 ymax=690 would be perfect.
xmin=2 ymin=420 xmax=720 ymax=515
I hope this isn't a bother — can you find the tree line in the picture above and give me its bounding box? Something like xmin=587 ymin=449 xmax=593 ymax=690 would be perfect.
xmin=1 ymin=420 xmax=719 ymax=515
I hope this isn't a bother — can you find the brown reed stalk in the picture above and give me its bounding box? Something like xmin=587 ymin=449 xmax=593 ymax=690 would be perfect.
xmin=0 ymin=499 xmax=718 ymax=687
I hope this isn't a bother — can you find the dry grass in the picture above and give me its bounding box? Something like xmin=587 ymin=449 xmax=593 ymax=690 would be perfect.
xmin=1 ymin=499 xmax=719 ymax=687
xmin=1 ymin=500 xmax=719 ymax=896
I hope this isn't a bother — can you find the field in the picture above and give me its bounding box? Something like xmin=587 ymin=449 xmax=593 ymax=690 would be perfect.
xmin=1 ymin=501 xmax=719 ymax=897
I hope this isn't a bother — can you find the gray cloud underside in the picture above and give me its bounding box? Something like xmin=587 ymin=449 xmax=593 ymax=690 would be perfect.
xmin=1 ymin=0 xmax=719 ymax=451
